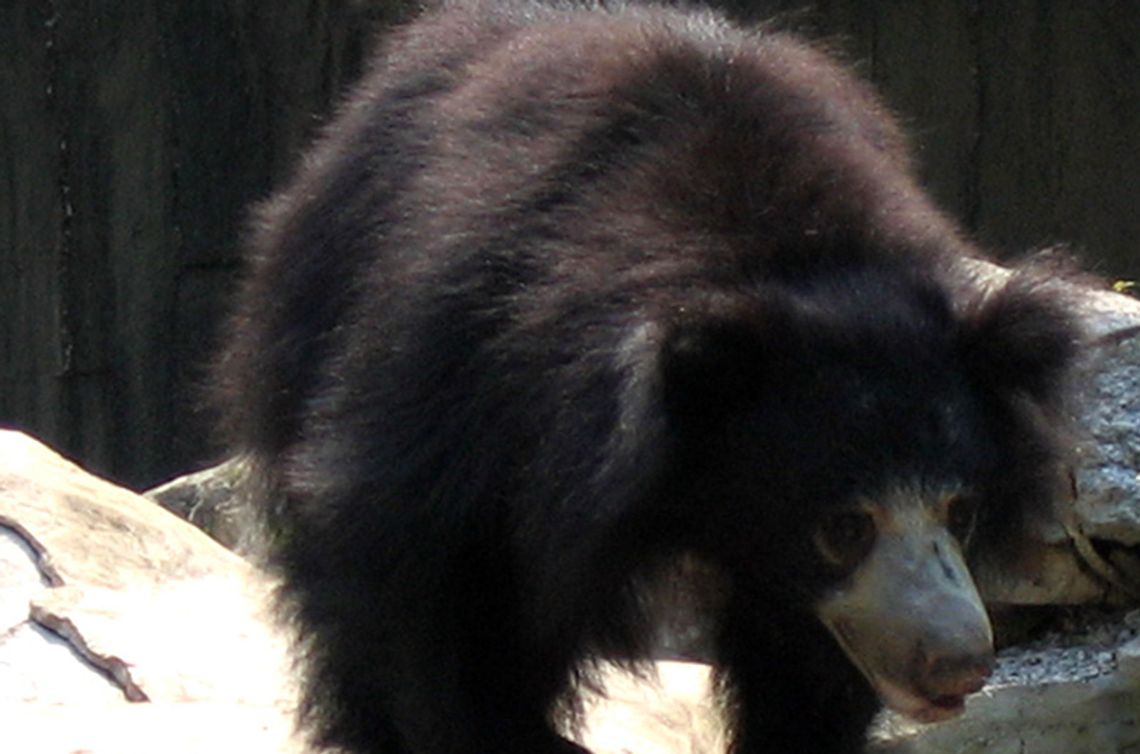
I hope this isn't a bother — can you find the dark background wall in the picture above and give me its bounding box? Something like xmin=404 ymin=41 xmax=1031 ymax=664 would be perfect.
xmin=2 ymin=0 xmax=1138 ymax=489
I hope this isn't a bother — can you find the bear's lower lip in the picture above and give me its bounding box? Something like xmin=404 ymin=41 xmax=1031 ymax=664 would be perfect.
xmin=904 ymin=694 xmax=966 ymax=724
xmin=871 ymin=676 xmax=969 ymax=724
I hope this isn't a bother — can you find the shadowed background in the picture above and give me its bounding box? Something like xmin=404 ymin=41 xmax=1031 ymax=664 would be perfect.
xmin=1 ymin=0 xmax=1137 ymax=488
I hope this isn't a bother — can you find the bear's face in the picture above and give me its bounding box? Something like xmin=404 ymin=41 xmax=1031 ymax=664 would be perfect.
xmin=811 ymin=485 xmax=993 ymax=723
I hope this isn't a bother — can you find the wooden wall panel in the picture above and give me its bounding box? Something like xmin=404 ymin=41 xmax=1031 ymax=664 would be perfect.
xmin=1 ymin=0 xmax=1136 ymax=485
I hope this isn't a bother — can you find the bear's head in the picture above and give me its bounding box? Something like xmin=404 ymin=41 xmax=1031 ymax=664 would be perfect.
xmin=662 ymin=258 xmax=1080 ymax=722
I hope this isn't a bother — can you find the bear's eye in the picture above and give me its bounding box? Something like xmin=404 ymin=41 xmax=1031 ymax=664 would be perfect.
xmin=945 ymin=494 xmax=980 ymax=545
xmin=814 ymin=509 xmax=876 ymax=572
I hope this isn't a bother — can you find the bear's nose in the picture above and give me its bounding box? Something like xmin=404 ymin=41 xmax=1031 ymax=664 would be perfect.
xmin=917 ymin=648 xmax=994 ymax=698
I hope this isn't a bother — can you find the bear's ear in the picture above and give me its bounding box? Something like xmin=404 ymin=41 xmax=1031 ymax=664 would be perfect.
xmin=660 ymin=309 xmax=772 ymax=428
xmin=957 ymin=261 xmax=1085 ymax=406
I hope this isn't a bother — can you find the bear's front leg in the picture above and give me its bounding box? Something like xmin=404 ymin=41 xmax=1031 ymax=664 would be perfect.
xmin=280 ymin=538 xmax=587 ymax=754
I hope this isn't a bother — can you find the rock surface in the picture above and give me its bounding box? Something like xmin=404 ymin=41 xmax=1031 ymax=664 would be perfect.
xmin=145 ymin=457 xmax=258 ymax=554
xmin=0 ymin=430 xmax=300 ymax=753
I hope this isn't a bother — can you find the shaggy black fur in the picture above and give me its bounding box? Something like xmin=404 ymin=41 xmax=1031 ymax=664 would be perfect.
xmin=214 ymin=2 xmax=1086 ymax=752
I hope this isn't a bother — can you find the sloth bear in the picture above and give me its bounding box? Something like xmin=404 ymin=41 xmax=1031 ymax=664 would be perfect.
xmin=214 ymin=2 xmax=1086 ymax=753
